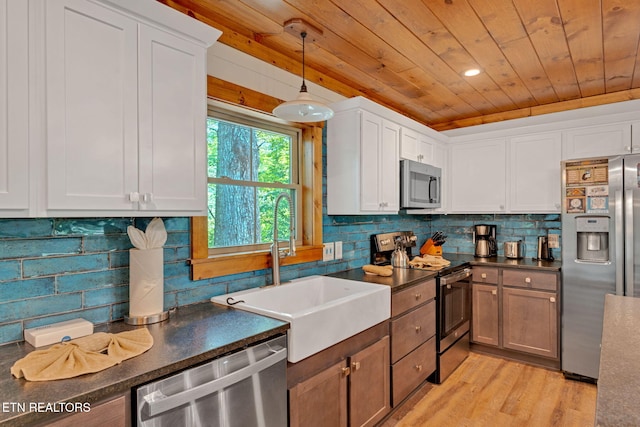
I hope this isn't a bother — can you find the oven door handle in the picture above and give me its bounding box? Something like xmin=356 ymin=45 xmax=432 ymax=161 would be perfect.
xmin=440 ymin=268 xmax=471 ymax=285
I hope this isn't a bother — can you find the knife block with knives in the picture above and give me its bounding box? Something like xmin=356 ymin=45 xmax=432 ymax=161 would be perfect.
xmin=420 ymin=232 xmax=447 ymax=256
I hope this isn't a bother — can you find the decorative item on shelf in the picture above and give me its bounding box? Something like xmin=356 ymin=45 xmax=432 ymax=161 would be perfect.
xmin=272 ymin=18 xmax=334 ymax=123
xmin=126 ymin=218 xmax=169 ymax=325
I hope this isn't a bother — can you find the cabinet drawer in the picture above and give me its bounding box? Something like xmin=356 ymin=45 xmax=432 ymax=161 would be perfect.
xmin=390 ymin=301 xmax=435 ymax=363
xmin=391 ymin=337 xmax=435 ymax=407
xmin=392 ymin=279 xmax=436 ymax=317
xmin=472 ymin=267 xmax=498 ymax=284
xmin=503 ymin=269 xmax=557 ymax=291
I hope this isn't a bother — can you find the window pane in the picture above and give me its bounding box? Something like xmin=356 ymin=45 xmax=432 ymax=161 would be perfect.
xmin=256 ymin=129 xmax=291 ymax=184
xmin=207 ymin=112 xmax=298 ymax=251
xmin=208 ymin=183 xmax=295 ymax=249
xmin=208 ymin=119 xmax=254 ymax=181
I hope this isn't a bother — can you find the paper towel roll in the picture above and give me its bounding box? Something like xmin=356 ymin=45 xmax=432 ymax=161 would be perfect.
xmin=129 ymin=248 xmax=164 ymax=317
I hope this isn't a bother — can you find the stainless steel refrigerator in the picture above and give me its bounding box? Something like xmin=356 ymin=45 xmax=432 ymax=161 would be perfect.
xmin=561 ymin=155 xmax=640 ymax=381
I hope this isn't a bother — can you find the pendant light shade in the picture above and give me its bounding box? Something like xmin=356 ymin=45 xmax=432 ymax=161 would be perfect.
xmin=273 ymin=29 xmax=334 ymax=123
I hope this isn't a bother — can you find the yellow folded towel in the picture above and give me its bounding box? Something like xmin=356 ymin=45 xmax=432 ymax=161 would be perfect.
xmin=11 ymin=328 xmax=153 ymax=381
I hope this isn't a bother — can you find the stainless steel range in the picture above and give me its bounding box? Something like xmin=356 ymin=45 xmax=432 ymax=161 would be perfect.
xmin=431 ymin=264 xmax=471 ymax=384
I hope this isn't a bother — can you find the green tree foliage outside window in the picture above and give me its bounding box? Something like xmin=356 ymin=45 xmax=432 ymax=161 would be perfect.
xmin=207 ymin=115 xmax=300 ymax=253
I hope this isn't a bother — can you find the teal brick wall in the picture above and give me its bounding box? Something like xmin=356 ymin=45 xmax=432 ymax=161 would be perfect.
xmin=0 ymin=129 xmax=561 ymax=345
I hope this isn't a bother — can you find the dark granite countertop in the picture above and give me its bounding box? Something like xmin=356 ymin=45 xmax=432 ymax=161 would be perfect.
xmin=0 ymin=302 xmax=288 ymax=426
xmin=329 ymin=267 xmax=438 ymax=292
xmin=465 ymin=255 xmax=561 ymax=271
xmin=596 ymin=294 xmax=640 ymax=427
xmin=329 ymin=254 xmax=560 ymax=292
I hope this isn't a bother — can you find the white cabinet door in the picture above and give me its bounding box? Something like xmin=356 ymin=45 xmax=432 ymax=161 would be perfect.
xmin=399 ymin=127 xmax=434 ymax=164
xmin=360 ymin=111 xmax=384 ymax=212
xmin=562 ymin=123 xmax=632 ymax=159
xmin=360 ymin=111 xmax=399 ymax=212
xmin=0 ymin=0 xmax=29 ymax=212
xmin=399 ymin=127 xmax=419 ymax=162
xmin=138 ymin=25 xmax=207 ymax=213
xmin=449 ymin=139 xmax=507 ymax=213
xmin=380 ymin=119 xmax=400 ymax=212
xmin=509 ymin=133 xmax=561 ymax=213
xmin=46 ymin=0 xmax=139 ymax=211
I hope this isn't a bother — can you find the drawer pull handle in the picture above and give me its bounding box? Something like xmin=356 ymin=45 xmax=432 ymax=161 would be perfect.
xmin=352 ymin=361 xmax=361 ymax=371
xmin=415 ymin=326 xmax=422 ymax=332
xmin=491 ymin=289 xmax=497 ymax=296
xmin=415 ymin=364 xmax=423 ymax=372
xmin=525 ymin=277 xmax=531 ymax=283
xmin=415 ymin=293 xmax=422 ymax=300
xmin=481 ymin=273 xmax=487 ymax=279
xmin=550 ymin=297 xmax=556 ymax=303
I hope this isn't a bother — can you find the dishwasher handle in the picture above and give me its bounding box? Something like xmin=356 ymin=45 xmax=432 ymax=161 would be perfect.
xmin=142 ymin=346 xmax=287 ymax=418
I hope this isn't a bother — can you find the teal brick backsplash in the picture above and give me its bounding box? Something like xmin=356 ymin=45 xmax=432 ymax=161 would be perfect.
xmin=0 ymin=129 xmax=562 ymax=346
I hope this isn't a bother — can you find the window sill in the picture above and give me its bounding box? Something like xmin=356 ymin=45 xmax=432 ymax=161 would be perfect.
xmin=189 ymin=245 xmax=324 ymax=280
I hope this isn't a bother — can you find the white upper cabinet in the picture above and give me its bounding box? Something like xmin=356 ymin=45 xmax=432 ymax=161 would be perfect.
xmin=0 ymin=0 xmax=29 ymax=215
xmin=509 ymin=133 xmax=561 ymax=213
xmin=562 ymin=123 xmax=632 ymax=159
xmin=327 ymin=109 xmax=400 ymax=214
xmin=399 ymin=127 xmax=434 ymax=164
xmin=449 ymin=138 xmax=507 ymax=213
xmin=137 ymin=25 xmax=207 ymax=212
xmin=45 ymin=0 xmax=215 ymax=215
xmin=46 ymin=0 xmax=139 ymax=212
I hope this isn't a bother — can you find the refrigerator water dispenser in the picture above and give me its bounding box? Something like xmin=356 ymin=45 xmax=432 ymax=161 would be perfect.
xmin=576 ymin=216 xmax=609 ymax=262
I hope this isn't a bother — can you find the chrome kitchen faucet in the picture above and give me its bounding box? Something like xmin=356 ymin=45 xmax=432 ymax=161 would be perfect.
xmin=271 ymin=193 xmax=296 ymax=286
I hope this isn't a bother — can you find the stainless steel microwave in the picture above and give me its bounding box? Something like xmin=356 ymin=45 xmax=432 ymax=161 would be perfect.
xmin=400 ymin=159 xmax=441 ymax=209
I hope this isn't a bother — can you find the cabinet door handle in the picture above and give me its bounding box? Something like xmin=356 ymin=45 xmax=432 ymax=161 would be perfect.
xmin=414 ymin=293 xmax=422 ymax=300
xmin=415 ymin=364 xmax=423 ymax=372
xmin=341 ymin=367 xmax=351 ymax=377
xmin=550 ymin=297 xmax=556 ymax=303
xmin=481 ymin=273 xmax=487 ymax=279
xmin=415 ymin=325 xmax=422 ymax=333
xmin=352 ymin=361 xmax=361 ymax=371
xmin=491 ymin=289 xmax=497 ymax=296
xmin=625 ymin=145 xmax=632 ymax=152
xmin=142 ymin=193 xmax=153 ymax=203
xmin=129 ymin=192 xmax=140 ymax=202
xmin=525 ymin=277 xmax=531 ymax=284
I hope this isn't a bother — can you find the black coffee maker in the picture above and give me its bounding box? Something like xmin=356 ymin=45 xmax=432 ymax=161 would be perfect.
xmin=473 ymin=224 xmax=497 ymax=257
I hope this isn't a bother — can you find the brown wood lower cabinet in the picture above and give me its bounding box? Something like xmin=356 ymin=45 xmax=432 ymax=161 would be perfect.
xmin=288 ymin=325 xmax=390 ymax=427
xmin=43 ymin=394 xmax=128 ymax=427
xmin=470 ymin=266 xmax=560 ymax=368
xmin=389 ymin=279 xmax=436 ymax=407
xmin=503 ymin=287 xmax=558 ymax=358
xmin=471 ymin=283 xmax=499 ymax=346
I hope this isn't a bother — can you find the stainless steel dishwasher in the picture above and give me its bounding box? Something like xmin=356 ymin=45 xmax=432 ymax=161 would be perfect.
xmin=135 ymin=335 xmax=287 ymax=427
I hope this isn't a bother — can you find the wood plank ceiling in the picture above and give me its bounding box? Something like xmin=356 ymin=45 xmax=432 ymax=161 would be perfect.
xmin=161 ymin=0 xmax=640 ymax=130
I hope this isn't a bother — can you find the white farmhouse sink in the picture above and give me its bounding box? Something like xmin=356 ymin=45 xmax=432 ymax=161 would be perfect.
xmin=211 ymin=275 xmax=390 ymax=362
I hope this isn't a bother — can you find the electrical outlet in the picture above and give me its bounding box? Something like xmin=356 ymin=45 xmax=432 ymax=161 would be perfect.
xmin=547 ymin=233 xmax=560 ymax=249
xmin=323 ymin=242 xmax=334 ymax=261
xmin=334 ymin=241 xmax=343 ymax=260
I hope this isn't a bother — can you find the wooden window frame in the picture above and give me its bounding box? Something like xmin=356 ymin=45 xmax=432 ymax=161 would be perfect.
xmin=189 ymin=76 xmax=323 ymax=280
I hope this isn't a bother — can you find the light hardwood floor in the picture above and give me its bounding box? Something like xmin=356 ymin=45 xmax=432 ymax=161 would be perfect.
xmin=384 ymin=352 xmax=597 ymax=427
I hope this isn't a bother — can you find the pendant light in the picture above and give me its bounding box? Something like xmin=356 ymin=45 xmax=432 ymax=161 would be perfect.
xmin=273 ymin=27 xmax=334 ymax=123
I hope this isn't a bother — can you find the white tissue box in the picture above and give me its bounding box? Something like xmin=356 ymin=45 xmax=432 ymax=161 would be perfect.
xmin=24 ymin=318 xmax=94 ymax=348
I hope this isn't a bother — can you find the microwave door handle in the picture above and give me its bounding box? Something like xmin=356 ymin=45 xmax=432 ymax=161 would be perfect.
xmin=429 ymin=177 xmax=436 ymax=203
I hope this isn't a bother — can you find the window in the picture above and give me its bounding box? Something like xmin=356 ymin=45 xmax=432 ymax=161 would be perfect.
xmin=189 ymin=78 xmax=323 ymax=280
xmin=206 ymin=108 xmax=301 ymax=255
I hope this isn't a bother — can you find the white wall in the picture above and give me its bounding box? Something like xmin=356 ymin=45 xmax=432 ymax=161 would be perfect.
xmin=207 ymin=43 xmax=346 ymax=105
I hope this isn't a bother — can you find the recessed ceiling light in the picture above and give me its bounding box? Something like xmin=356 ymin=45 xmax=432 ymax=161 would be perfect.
xmin=463 ymin=68 xmax=481 ymax=77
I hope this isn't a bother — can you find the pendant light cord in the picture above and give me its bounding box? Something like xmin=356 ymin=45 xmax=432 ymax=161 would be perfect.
xmin=300 ymin=32 xmax=308 ymax=93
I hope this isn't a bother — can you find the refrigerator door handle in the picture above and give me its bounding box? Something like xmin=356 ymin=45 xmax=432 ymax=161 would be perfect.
xmin=625 ymin=189 xmax=634 ymax=297
xmin=615 ymin=190 xmax=625 ymax=296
